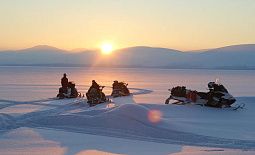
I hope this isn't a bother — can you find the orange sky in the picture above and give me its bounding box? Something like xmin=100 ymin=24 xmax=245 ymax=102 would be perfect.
xmin=0 ymin=0 xmax=255 ymax=51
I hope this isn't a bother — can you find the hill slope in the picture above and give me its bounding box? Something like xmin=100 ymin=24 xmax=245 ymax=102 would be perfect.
xmin=0 ymin=44 xmax=254 ymax=69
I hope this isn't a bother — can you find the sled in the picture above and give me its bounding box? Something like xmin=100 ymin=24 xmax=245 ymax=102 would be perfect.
xmin=166 ymin=95 xmax=244 ymax=110
xmin=165 ymin=83 xmax=237 ymax=109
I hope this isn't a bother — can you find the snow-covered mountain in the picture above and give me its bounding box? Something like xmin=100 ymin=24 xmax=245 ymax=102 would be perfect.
xmin=189 ymin=44 xmax=255 ymax=69
xmin=0 ymin=45 xmax=97 ymax=66
xmin=0 ymin=44 xmax=255 ymax=69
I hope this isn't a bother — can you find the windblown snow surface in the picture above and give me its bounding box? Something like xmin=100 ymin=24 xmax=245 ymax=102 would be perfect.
xmin=0 ymin=88 xmax=255 ymax=155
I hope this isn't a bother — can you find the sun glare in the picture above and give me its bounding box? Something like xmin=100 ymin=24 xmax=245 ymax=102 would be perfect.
xmin=101 ymin=43 xmax=113 ymax=55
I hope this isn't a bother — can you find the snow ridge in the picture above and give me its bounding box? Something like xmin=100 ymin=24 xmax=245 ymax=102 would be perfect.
xmin=1 ymin=88 xmax=255 ymax=150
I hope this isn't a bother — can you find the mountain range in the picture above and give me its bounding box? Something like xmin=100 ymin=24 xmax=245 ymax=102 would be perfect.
xmin=0 ymin=44 xmax=255 ymax=69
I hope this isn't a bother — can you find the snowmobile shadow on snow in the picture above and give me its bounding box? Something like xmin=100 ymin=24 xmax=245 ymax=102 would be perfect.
xmin=165 ymin=82 xmax=240 ymax=109
xmin=85 ymin=86 xmax=150 ymax=108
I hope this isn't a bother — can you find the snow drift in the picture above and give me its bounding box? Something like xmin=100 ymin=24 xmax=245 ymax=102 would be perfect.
xmin=1 ymin=90 xmax=255 ymax=150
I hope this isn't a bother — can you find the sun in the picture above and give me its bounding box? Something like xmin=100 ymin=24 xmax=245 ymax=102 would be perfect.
xmin=101 ymin=43 xmax=113 ymax=55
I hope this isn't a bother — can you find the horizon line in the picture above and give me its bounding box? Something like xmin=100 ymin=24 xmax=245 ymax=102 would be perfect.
xmin=0 ymin=43 xmax=255 ymax=53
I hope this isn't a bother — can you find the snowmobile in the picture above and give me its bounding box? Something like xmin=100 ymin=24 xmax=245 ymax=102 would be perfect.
xmin=57 ymin=82 xmax=83 ymax=99
xmin=111 ymin=81 xmax=130 ymax=98
xmin=86 ymin=86 xmax=109 ymax=106
xmin=165 ymin=82 xmax=237 ymax=108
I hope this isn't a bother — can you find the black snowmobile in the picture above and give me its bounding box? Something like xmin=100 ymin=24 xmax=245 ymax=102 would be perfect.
xmin=86 ymin=86 xmax=109 ymax=106
xmin=57 ymin=82 xmax=82 ymax=99
xmin=165 ymin=82 xmax=236 ymax=108
xmin=111 ymin=81 xmax=130 ymax=98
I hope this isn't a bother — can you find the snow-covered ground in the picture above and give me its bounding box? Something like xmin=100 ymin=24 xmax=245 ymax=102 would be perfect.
xmin=1 ymin=67 xmax=255 ymax=154
xmin=0 ymin=87 xmax=255 ymax=155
